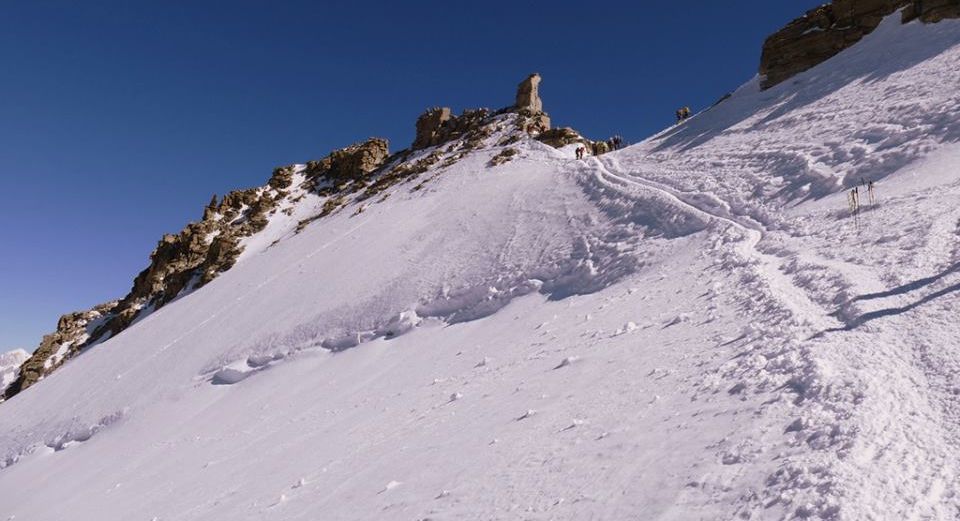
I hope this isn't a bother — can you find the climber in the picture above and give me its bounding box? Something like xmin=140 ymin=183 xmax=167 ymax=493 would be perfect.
xmin=575 ymin=146 xmax=585 ymax=160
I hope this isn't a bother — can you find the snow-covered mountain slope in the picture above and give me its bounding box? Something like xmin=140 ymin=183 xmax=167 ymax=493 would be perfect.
xmin=2 ymin=13 xmax=960 ymax=521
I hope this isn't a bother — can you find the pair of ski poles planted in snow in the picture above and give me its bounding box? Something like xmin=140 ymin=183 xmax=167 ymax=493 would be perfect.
xmin=848 ymin=178 xmax=877 ymax=228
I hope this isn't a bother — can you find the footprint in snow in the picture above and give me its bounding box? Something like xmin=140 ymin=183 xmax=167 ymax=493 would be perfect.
xmin=379 ymin=481 xmax=402 ymax=494
xmin=211 ymin=367 xmax=253 ymax=385
xmin=516 ymin=410 xmax=537 ymax=421
xmin=662 ymin=314 xmax=690 ymax=328
xmin=210 ymin=352 xmax=286 ymax=385
xmin=612 ymin=322 xmax=639 ymax=336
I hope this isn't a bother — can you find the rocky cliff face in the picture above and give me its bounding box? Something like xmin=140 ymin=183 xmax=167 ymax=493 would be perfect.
xmin=760 ymin=0 xmax=959 ymax=89
xmin=3 ymin=74 xmax=556 ymax=402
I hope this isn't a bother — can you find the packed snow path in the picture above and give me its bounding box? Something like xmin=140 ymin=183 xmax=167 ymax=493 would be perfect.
xmin=592 ymin=145 xmax=960 ymax=519
xmin=589 ymin=16 xmax=960 ymax=519
xmin=591 ymin=155 xmax=839 ymax=334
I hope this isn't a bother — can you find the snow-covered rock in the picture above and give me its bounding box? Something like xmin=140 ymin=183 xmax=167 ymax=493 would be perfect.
xmin=0 ymin=349 xmax=28 ymax=397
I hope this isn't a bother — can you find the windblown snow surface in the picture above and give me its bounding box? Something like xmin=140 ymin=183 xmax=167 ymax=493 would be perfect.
xmin=2 ymin=16 xmax=960 ymax=521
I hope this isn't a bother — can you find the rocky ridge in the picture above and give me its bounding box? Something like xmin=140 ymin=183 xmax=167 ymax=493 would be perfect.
xmin=2 ymin=74 xmax=562 ymax=401
xmin=760 ymin=0 xmax=959 ymax=89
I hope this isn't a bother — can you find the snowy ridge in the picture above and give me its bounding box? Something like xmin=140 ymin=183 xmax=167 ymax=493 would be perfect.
xmin=2 ymin=14 xmax=960 ymax=521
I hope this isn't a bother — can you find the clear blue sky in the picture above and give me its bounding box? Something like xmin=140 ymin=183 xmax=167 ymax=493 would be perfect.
xmin=0 ymin=0 xmax=811 ymax=352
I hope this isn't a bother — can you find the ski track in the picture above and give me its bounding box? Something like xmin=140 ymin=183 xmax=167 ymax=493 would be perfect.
xmin=594 ymin=155 xmax=839 ymax=334
xmin=589 ymin=151 xmax=960 ymax=518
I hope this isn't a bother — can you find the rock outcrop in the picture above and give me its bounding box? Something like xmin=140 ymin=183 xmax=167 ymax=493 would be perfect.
xmin=3 ymin=302 xmax=116 ymax=397
xmin=902 ymin=0 xmax=960 ymax=21
xmin=410 ymin=73 xmax=552 ymax=152
xmin=513 ymin=73 xmax=551 ymax=134
xmin=514 ymin=73 xmax=543 ymax=113
xmin=411 ymin=108 xmax=494 ymax=150
xmin=536 ymin=127 xmax=618 ymax=157
xmin=316 ymin=138 xmax=390 ymax=182
xmin=537 ymin=127 xmax=586 ymax=148
xmin=760 ymin=0 xmax=959 ymax=89
xmin=413 ymin=108 xmax=452 ymax=149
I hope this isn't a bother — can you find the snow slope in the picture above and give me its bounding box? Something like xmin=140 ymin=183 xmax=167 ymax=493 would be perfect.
xmin=2 ymin=14 xmax=960 ymax=521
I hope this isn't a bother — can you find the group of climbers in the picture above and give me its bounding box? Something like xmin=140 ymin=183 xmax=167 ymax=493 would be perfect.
xmin=575 ymin=135 xmax=625 ymax=160
xmin=572 ymin=105 xmax=692 ymax=161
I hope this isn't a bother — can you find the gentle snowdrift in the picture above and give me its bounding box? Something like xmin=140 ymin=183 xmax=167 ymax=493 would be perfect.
xmin=2 ymin=14 xmax=960 ymax=521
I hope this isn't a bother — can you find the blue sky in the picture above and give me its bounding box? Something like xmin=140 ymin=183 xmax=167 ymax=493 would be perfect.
xmin=0 ymin=1 xmax=811 ymax=352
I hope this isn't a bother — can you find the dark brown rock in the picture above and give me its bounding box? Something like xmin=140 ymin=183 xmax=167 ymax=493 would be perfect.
xmin=536 ymin=127 xmax=585 ymax=148
xmin=305 ymin=138 xmax=391 ymax=186
xmin=268 ymin=165 xmax=295 ymax=190
xmin=760 ymin=0 xmax=959 ymax=90
xmin=489 ymin=147 xmax=519 ymax=166
xmin=512 ymin=73 xmax=550 ymax=134
xmin=411 ymin=108 xmax=494 ymax=150
xmin=912 ymin=0 xmax=960 ymax=21
xmin=413 ymin=107 xmax=453 ymax=149
xmin=4 ymin=301 xmax=117 ymax=398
